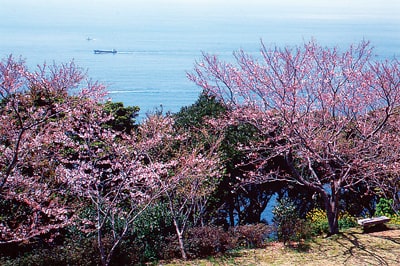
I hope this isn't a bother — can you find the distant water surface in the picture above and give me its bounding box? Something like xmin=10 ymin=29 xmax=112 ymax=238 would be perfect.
xmin=1 ymin=0 xmax=399 ymax=119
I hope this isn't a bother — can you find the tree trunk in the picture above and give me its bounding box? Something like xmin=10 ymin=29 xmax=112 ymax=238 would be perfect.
xmin=322 ymin=191 xmax=340 ymax=236
xmin=173 ymin=219 xmax=187 ymax=260
xmin=243 ymin=200 xmax=262 ymax=224
xmin=98 ymin=228 xmax=108 ymax=266
xmin=228 ymin=197 xmax=235 ymax=227
xmin=177 ymin=231 xmax=187 ymax=260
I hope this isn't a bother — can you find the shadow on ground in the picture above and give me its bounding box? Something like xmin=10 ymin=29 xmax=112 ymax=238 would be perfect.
xmin=331 ymin=226 xmax=400 ymax=266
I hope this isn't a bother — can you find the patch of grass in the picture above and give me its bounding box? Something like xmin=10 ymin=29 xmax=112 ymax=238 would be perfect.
xmin=161 ymin=226 xmax=400 ymax=265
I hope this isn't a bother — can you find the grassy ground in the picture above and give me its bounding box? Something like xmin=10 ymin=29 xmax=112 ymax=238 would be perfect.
xmin=161 ymin=225 xmax=400 ymax=266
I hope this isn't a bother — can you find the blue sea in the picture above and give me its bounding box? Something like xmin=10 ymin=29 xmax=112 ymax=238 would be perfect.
xmin=1 ymin=0 xmax=399 ymax=121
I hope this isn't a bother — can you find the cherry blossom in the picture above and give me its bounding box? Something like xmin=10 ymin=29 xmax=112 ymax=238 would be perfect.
xmin=189 ymin=40 xmax=400 ymax=234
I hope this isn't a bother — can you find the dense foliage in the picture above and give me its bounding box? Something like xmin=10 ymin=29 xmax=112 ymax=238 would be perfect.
xmin=1 ymin=40 xmax=400 ymax=264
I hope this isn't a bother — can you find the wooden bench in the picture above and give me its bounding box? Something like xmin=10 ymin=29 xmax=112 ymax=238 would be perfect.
xmin=357 ymin=216 xmax=391 ymax=229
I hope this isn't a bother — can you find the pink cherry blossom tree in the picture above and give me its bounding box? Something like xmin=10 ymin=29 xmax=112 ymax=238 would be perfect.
xmin=55 ymin=99 xmax=170 ymax=266
xmin=0 ymin=55 xmax=223 ymax=264
xmin=0 ymin=56 xmax=105 ymax=244
xmin=189 ymin=40 xmax=400 ymax=235
xmin=140 ymin=114 xmax=224 ymax=260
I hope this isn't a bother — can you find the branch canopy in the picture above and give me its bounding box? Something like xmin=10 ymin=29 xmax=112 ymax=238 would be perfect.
xmin=189 ymin=39 xmax=400 ymax=196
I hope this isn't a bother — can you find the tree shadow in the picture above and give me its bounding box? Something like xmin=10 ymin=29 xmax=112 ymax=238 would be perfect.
xmin=333 ymin=229 xmax=397 ymax=266
xmin=367 ymin=225 xmax=400 ymax=246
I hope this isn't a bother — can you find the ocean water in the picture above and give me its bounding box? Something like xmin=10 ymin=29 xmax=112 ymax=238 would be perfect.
xmin=1 ymin=0 xmax=399 ymax=120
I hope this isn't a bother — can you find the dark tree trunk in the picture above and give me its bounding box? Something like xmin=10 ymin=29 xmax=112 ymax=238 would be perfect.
xmin=322 ymin=190 xmax=340 ymax=235
xmin=228 ymin=196 xmax=235 ymax=226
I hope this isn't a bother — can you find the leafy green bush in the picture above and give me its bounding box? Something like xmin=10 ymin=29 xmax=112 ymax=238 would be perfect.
xmin=130 ymin=202 xmax=175 ymax=263
xmin=374 ymin=198 xmax=400 ymax=226
xmin=0 ymin=203 xmax=177 ymax=266
xmin=0 ymin=235 xmax=100 ymax=266
xmin=389 ymin=214 xmax=400 ymax=225
xmin=338 ymin=212 xmax=357 ymax=230
xmin=306 ymin=208 xmax=357 ymax=235
xmin=306 ymin=208 xmax=330 ymax=235
xmin=102 ymin=101 xmax=139 ymax=134
xmin=375 ymin=198 xmax=395 ymax=216
xmin=272 ymin=197 xmax=311 ymax=244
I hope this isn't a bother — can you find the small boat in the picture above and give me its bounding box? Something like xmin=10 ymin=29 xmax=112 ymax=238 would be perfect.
xmin=94 ymin=49 xmax=117 ymax=54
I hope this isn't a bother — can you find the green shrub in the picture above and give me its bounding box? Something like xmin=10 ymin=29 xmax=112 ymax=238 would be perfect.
xmin=374 ymin=197 xmax=400 ymax=226
xmin=388 ymin=214 xmax=400 ymax=225
xmin=130 ymin=202 xmax=175 ymax=263
xmin=372 ymin=198 xmax=400 ymax=226
xmin=306 ymin=208 xmax=330 ymax=235
xmin=0 ymin=236 xmax=100 ymax=266
xmin=375 ymin=198 xmax=395 ymax=216
xmin=272 ymin=197 xmax=311 ymax=244
xmin=1 ymin=203 xmax=176 ymax=266
xmin=338 ymin=212 xmax=357 ymax=230
xmin=306 ymin=208 xmax=357 ymax=235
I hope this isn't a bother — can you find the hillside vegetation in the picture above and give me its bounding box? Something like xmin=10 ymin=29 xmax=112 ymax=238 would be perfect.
xmin=1 ymin=41 xmax=400 ymax=265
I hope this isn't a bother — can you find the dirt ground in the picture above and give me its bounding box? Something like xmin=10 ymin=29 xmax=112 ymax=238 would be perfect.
xmin=164 ymin=226 xmax=400 ymax=266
